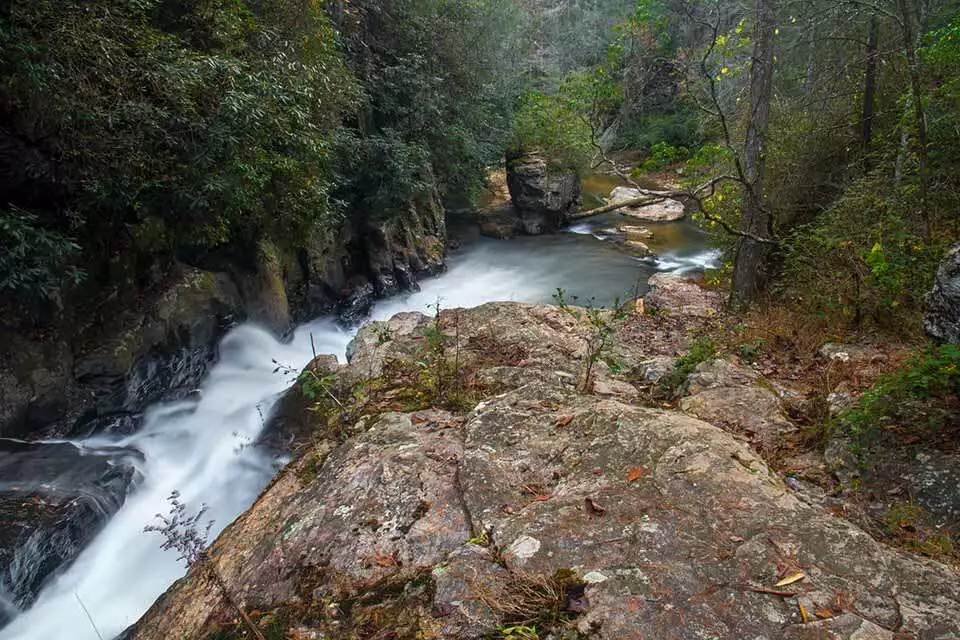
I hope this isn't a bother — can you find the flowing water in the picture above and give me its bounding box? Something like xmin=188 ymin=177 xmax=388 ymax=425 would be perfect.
xmin=1 ymin=203 xmax=718 ymax=640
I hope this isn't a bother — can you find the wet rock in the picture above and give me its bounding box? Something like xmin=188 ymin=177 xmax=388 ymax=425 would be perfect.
xmin=925 ymin=242 xmax=960 ymax=343
xmin=621 ymin=239 xmax=653 ymax=257
xmin=260 ymin=354 xmax=342 ymax=451
xmin=644 ymin=273 xmax=722 ymax=318
xmin=617 ymin=224 xmax=654 ymax=241
xmin=506 ymin=154 xmax=581 ymax=235
xmin=609 ymin=186 xmax=685 ymax=222
xmin=233 ymin=239 xmax=292 ymax=335
xmin=474 ymin=203 xmax=521 ymax=239
xmin=0 ymin=440 xmax=141 ymax=618
xmin=337 ymin=279 xmax=377 ymax=325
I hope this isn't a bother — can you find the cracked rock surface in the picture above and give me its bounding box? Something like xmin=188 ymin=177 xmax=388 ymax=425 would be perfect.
xmin=126 ymin=301 xmax=960 ymax=640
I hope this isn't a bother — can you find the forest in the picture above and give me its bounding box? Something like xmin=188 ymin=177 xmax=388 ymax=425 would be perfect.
xmin=2 ymin=1 xmax=960 ymax=638
xmin=2 ymin=0 xmax=958 ymax=326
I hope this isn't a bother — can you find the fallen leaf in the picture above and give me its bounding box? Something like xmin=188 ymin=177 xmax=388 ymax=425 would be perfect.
xmin=626 ymin=466 xmax=647 ymax=483
xmin=798 ymin=603 xmax=811 ymax=623
xmin=555 ymin=414 xmax=574 ymax=427
xmin=814 ymin=606 xmax=835 ymax=619
xmin=585 ymin=497 xmax=606 ymax=517
xmin=775 ymin=572 xmax=806 ymax=587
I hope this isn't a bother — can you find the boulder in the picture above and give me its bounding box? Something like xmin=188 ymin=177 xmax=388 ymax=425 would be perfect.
xmin=925 ymin=242 xmax=960 ymax=343
xmin=127 ymin=381 xmax=960 ymax=640
xmin=621 ymin=239 xmax=653 ymax=257
xmin=645 ymin=273 xmax=723 ymax=317
xmin=618 ymin=224 xmax=654 ymax=241
xmin=0 ymin=440 xmax=141 ymax=622
xmin=609 ymin=186 xmax=685 ymax=222
xmin=474 ymin=204 xmax=522 ymax=239
xmin=506 ymin=154 xmax=581 ymax=234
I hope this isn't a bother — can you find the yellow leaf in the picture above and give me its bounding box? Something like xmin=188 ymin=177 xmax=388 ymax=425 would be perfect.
xmin=799 ymin=603 xmax=811 ymax=623
xmin=775 ymin=572 xmax=806 ymax=587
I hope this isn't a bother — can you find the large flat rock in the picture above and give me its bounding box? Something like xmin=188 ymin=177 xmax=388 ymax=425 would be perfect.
xmin=126 ymin=302 xmax=960 ymax=640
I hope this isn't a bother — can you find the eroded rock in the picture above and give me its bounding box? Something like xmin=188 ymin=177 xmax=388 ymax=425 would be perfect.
xmin=0 ymin=440 xmax=141 ymax=619
xmin=506 ymin=154 xmax=581 ymax=235
xmin=126 ymin=303 xmax=960 ymax=640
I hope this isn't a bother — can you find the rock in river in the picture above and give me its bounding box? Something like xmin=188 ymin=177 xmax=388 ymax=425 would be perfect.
xmin=0 ymin=439 xmax=141 ymax=626
xmin=506 ymin=154 xmax=581 ymax=234
xmin=609 ymin=186 xmax=685 ymax=222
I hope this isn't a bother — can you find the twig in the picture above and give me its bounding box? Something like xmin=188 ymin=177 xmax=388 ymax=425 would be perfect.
xmin=74 ymin=592 xmax=104 ymax=640
xmin=748 ymin=586 xmax=799 ymax=597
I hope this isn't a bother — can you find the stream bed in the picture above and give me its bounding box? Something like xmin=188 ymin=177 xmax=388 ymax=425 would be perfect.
xmin=1 ymin=203 xmax=718 ymax=640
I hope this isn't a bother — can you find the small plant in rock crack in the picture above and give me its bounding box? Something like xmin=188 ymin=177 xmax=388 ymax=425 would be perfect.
xmin=553 ymin=288 xmax=629 ymax=393
xmin=273 ymin=360 xmax=343 ymax=409
xmin=145 ymin=491 xmax=266 ymax=640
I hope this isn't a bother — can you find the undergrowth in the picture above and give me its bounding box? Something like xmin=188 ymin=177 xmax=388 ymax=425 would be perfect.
xmin=658 ymin=336 xmax=717 ymax=395
xmin=838 ymin=344 xmax=960 ymax=451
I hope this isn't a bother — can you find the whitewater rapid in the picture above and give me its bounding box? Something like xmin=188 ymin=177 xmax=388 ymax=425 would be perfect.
xmin=2 ymin=229 xmax=719 ymax=640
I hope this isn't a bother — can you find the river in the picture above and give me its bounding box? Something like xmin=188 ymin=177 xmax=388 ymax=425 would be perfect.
xmin=0 ymin=205 xmax=718 ymax=640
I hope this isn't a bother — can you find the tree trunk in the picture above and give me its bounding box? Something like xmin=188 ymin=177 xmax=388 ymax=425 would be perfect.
xmin=861 ymin=15 xmax=878 ymax=160
xmin=896 ymin=0 xmax=931 ymax=239
xmin=731 ymin=0 xmax=777 ymax=306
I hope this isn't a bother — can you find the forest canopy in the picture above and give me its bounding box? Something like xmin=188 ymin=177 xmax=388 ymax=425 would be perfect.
xmin=1 ymin=0 xmax=958 ymax=326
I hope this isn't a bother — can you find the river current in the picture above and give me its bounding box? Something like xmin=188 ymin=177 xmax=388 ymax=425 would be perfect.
xmin=1 ymin=213 xmax=718 ymax=640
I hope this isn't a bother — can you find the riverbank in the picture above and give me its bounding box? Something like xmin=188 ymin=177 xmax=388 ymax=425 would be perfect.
xmin=120 ymin=276 xmax=960 ymax=640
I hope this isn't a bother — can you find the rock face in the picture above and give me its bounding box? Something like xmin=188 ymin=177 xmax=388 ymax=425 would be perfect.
xmin=128 ymin=302 xmax=960 ymax=640
xmin=1 ymin=264 xmax=243 ymax=440
xmin=0 ymin=192 xmax=446 ymax=441
xmin=925 ymin=242 xmax=960 ymax=343
xmin=0 ymin=440 xmax=140 ymax=622
xmin=680 ymin=359 xmax=796 ymax=452
xmin=609 ymin=186 xmax=685 ymax=222
xmin=506 ymin=154 xmax=581 ymax=234
xmin=645 ymin=273 xmax=723 ymax=317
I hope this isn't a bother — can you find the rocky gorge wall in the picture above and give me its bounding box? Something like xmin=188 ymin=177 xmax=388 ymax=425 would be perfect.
xmin=0 ymin=190 xmax=446 ymax=442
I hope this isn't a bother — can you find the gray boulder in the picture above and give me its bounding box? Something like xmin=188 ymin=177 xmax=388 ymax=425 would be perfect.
xmin=506 ymin=154 xmax=581 ymax=234
xmin=925 ymin=242 xmax=960 ymax=343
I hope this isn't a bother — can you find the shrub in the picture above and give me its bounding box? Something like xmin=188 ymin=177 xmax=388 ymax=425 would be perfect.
xmin=839 ymin=344 xmax=960 ymax=445
xmin=0 ymin=207 xmax=85 ymax=302
xmin=659 ymin=336 xmax=718 ymax=395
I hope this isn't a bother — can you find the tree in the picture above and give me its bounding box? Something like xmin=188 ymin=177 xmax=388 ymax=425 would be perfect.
xmin=730 ymin=0 xmax=777 ymax=305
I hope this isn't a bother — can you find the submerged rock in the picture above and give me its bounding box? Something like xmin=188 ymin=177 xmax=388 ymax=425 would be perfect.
xmin=609 ymin=186 xmax=685 ymax=222
xmin=925 ymin=242 xmax=960 ymax=343
xmin=0 ymin=440 xmax=140 ymax=622
xmin=506 ymin=154 xmax=581 ymax=234
xmin=126 ymin=302 xmax=960 ymax=640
